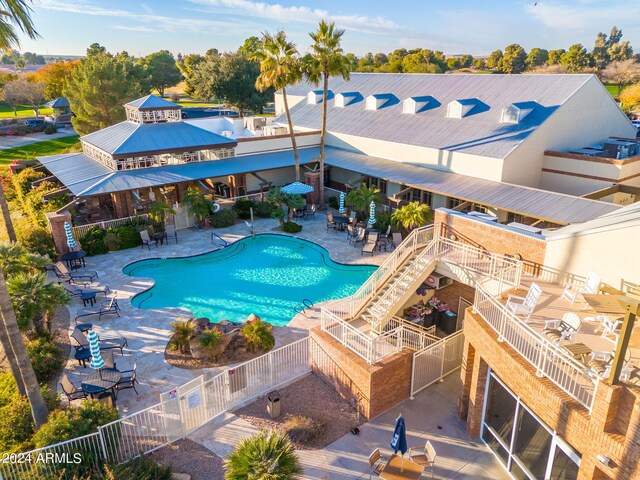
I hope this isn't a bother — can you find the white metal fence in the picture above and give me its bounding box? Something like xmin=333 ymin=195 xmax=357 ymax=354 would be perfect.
xmin=0 ymin=338 xmax=310 ymax=480
xmin=72 ymin=214 xmax=150 ymax=238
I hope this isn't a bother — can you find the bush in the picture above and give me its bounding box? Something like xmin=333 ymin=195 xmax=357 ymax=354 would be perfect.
xmin=282 ymin=221 xmax=302 ymax=233
xmin=169 ymin=318 xmax=196 ymax=353
xmin=33 ymin=400 xmax=119 ymax=448
xmin=241 ymin=317 xmax=274 ymax=353
xmin=327 ymin=196 xmax=339 ymax=210
xmin=374 ymin=210 xmax=392 ymax=233
xmin=199 ymin=328 xmax=224 ymax=361
xmin=78 ymin=226 xmax=108 ymax=256
xmin=233 ymin=198 xmax=256 ymax=220
xmin=254 ymin=201 xmax=275 ymax=218
xmin=26 ymin=333 xmax=63 ymax=383
xmin=107 ymin=456 xmax=172 ymax=479
xmin=103 ymin=232 xmax=121 ymax=251
xmin=17 ymin=227 xmax=56 ymax=258
xmin=110 ymin=224 xmax=143 ymax=249
xmin=44 ymin=124 xmax=57 ymax=135
xmin=209 ymin=208 xmax=236 ymax=228
xmin=282 ymin=414 xmax=325 ymax=447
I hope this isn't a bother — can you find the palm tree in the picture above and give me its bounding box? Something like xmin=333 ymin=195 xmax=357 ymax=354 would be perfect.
xmin=182 ymin=186 xmax=211 ymax=226
xmin=345 ymin=184 xmax=382 ymax=221
xmin=7 ymin=272 xmax=70 ymax=330
xmin=169 ymin=318 xmax=196 ymax=353
xmin=0 ymin=0 xmax=39 ymax=51
xmin=391 ymin=201 xmax=433 ymax=231
xmin=307 ymin=20 xmax=350 ymax=208
xmin=225 ymin=430 xmax=303 ymax=480
xmin=253 ymin=31 xmax=303 ymax=181
xmin=241 ymin=318 xmax=275 ymax=353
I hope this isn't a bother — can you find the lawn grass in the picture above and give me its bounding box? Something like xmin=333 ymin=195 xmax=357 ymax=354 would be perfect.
xmin=0 ymin=103 xmax=54 ymax=118
xmin=605 ymin=84 xmax=620 ymax=97
xmin=0 ymin=135 xmax=80 ymax=166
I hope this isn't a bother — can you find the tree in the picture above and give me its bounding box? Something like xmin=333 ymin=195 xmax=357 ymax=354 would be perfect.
xmin=86 ymin=43 xmax=106 ymax=56
xmin=182 ymin=186 xmax=211 ymax=226
xmin=486 ymin=49 xmax=503 ymax=70
xmin=143 ymin=50 xmax=181 ymax=97
xmin=253 ymin=30 xmax=303 ymax=181
xmin=177 ymin=53 xmax=206 ymax=97
xmin=560 ymin=44 xmax=591 ymax=73
xmin=240 ymin=317 xmax=274 ymax=353
xmin=14 ymin=57 xmax=25 ymax=72
xmin=345 ymin=184 xmax=381 ymax=221
xmin=619 ymin=83 xmax=640 ymax=113
xmin=22 ymin=79 xmax=45 ymax=117
xmin=391 ymin=201 xmax=432 ymax=231
xmin=0 ymin=0 xmax=39 ymax=51
xmin=526 ymin=48 xmax=549 ymax=70
xmin=402 ymin=50 xmax=443 ymax=73
xmin=608 ymin=41 xmax=634 ymax=63
xmin=7 ymin=272 xmax=69 ymax=330
xmin=592 ymin=32 xmax=609 ymax=69
xmin=601 ymin=60 xmax=640 ymax=95
xmin=266 ymin=188 xmax=304 ymax=225
xmin=307 ymin=20 xmax=350 ymax=208
xmin=33 ymin=60 xmax=80 ymax=99
xmin=500 ymin=44 xmax=527 ymax=73
xmin=238 ymin=36 xmax=261 ymax=57
xmin=472 ymin=58 xmax=487 ymax=70
xmin=548 ymin=49 xmax=565 ymax=65
xmin=225 ymin=430 xmax=303 ymax=480
xmin=0 ymin=77 xmax=28 ymax=115
xmin=64 ymin=51 xmax=146 ymax=135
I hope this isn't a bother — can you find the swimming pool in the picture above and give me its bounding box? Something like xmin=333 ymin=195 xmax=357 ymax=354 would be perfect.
xmin=123 ymin=234 xmax=376 ymax=326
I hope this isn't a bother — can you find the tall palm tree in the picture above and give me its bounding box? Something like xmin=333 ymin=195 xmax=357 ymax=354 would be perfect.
xmin=7 ymin=271 xmax=70 ymax=330
xmin=253 ymin=31 xmax=303 ymax=181
xmin=391 ymin=201 xmax=433 ymax=231
xmin=307 ymin=20 xmax=350 ymax=208
xmin=0 ymin=0 xmax=39 ymax=51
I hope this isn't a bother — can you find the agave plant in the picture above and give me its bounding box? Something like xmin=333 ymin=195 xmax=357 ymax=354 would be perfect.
xmin=169 ymin=318 xmax=196 ymax=353
xmin=241 ymin=318 xmax=275 ymax=353
xmin=391 ymin=201 xmax=433 ymax=231
xmin=225 ymin=430 xmax=303 ymax=480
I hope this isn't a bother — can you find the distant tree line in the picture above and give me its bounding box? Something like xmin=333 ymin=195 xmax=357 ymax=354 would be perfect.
xmin=1 ymin=51 xmax=46 ymax=66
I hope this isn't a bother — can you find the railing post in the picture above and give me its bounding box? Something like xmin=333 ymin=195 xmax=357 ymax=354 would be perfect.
xmin=440 ymin=337 xmax=447 ymax=381
xmin=96 ymin=426 xmax=109 ymax=462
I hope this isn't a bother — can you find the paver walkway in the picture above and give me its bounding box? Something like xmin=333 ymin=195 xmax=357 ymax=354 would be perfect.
xmin=0 ymin=128 xmax=76 ymax=149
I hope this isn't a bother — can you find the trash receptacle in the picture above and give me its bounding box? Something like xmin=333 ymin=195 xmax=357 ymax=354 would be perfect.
xmin=267 ymin=390 xmax=281 ymax=418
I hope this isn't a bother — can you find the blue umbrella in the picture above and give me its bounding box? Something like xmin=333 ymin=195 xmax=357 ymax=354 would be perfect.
xmin=64 ymin=222 xmax=77 ymax=249
xmin=390 ymin=415 xmax=408 ymax=471
xmin=87 ymin=330 xmax=105 ymax=370
xmin=281 ymin=182 xmax=314 ymax=195
xmin=338 ymin=192 xmax=345 ymax=214
xmin=368 ymin=201 xmax=377 ymax=227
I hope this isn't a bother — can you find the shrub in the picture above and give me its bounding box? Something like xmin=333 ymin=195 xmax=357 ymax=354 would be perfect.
xmin=241 ymin=317 xmax=274 ymax=353
xmin=199 ymin=328 xmax=224 ymax=361
xmin=282 ymin=414 xmax=325 ymax=447
xmin=33 ymin=400 xmax=119 ymax=448
xmin=44 ymin=124 xmax=57 ymax=135
xmin=254 ymin=201 xmax=275 ymax=218
xmin=103 ymin=232 xmax=121 ymax=251
xmin=374 ymin=210 xmax=392 ymax=233
xmin=169 ymin=318 xmax=196 ymax=353
xmin=282 ymin=221 xmax=302 ymax=233
xmin=107 ymin=456 xmax=172 ymax=479
xmin=233 ymin=198 xmax=256 ymax=220
xmin=112 ymin=224 xmax=143 ymax=249
xmin=26 ymin=333 xmax=63 ymax=383
xmin=17 ymin=227 xmax=56 ymax=258
xmin=327 ymin=196 xmax=339 ymax=210
xmin=209 ymin=208 xmax=236 ymax=228
xmin=78 ymin=226 xmax=108 ymax=256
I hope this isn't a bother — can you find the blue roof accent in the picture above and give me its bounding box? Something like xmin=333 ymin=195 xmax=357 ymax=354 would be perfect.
xmin=81 ymin=121 xmax=236 ymax=157
xmin=124 ymin=95 xmax=180 ymax=110
xmin=46 ymin=97 xmax=70 ymax=109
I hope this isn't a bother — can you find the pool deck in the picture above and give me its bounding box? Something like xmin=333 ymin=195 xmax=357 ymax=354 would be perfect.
xmin=60 ymin=213 xmax=389 ymax=415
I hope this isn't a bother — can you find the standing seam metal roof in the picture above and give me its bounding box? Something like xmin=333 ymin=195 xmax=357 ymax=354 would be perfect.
xmin=124 ymin=95 xmax=180 ymax=109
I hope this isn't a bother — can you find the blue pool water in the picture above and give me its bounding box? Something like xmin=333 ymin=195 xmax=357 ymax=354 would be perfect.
xmin=123 ymin=234 xmax=376 ymax=326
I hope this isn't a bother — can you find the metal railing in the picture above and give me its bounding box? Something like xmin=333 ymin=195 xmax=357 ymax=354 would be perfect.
xmin=473 ymin=286 xmax=598 ymax=410
xmin=410 ymin=330 xmax=465 ymax=398
xmin=72 ymin=214 xmax=150 ymax=237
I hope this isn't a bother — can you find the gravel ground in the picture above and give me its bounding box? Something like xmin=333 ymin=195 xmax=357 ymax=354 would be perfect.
xmin=150 ymin=438 xmax=225 ymax=480
xmin=235 ymin=373 xmax=363 ymax=450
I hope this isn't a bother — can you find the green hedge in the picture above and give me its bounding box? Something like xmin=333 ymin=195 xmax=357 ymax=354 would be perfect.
xmin=78 ymin=224 xmax=144 ymax=256
xmin=209 ymin=208 xmax=237 ymax=228
xmin=233 ymin=198 xmax=255 ymax=219
xmin=327 ymin=196 xmax=339 ymax=210
xmin=254 ymin=201 xmax=275 ymax=218
xmin=283 ymin=221 xmax=302 ymax=233
xmin=26 ymin=333 xmax=63 ymax=383
xmin=17 ymin=227 xmax=56 ymax=259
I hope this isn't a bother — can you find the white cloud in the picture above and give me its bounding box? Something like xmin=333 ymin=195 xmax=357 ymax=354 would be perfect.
xmin=525 ymin=1 xmax=640 ymax=31
xmin=113 ymin=25 xmax=155 ymax=32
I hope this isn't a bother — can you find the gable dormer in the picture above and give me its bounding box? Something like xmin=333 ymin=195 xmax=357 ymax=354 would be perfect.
xmin=402 ymin=96 xmax=437 ymax=114
xmin=335 ymin=92 xmax=362 ymax=108
xmin=365 ymin=93 xmax=397 ymax=111
xmin=447 ymin=98 xmax=481 ymax=118
xmin=307 ymin=90 xmax=334 ymax=105
xmin=500 ymin=102 xmax=537 ymax=124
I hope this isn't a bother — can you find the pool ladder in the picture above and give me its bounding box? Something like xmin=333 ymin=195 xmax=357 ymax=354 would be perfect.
xmin=211 ymin=232 xmax=229 ymax=248
xmin=293 ymin=299 xmax=314 ymax=317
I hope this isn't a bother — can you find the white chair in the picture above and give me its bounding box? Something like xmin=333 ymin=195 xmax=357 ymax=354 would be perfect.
xmin=140 ymin=230 xmax=158 ymax=249
xmin=409 ymin=440 xmax=437 ymax=478
xmin=368 ymin=448 xmax=385 ymax=479
xmin=561 ymin=272 xmax=601 ymax=306
xmin=594 ymin=315 xmax=623 ymax=343
xmin=542 ymin=312 xmax=581 ymax=344
xmin=506 ymin=283 xmax=542 ymax=322
xmin=586 ymin=351 xmax=634 ymax=381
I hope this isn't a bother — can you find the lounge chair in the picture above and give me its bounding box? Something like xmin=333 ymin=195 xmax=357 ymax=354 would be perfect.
xmin=506 ymin=283 xmax=541 ymax=322
xmin=60 ymin=281 xmax=110 ymax=298
xmin=54 ymin=262 xmax=98 ymax=284
xmin=542 ymin=312 xmax=581 ymax=344
xmin=361 ymin=234 xmax=378 ymax=256
xmin=352 ymin=228 xmax=365 ymax=247
xmin=164 ymin=224 xmax=178 ymax=244
xmin=326 ymin=213 xmax=337 ymax=231
xmin=585 ymin=350 xmax=634 ymax=381
xmin=594 ymin=315 xmax=623 ymax=343
xmin=71 ymin=328 xmax=128 ymax=354
xmin=392 ymin=232 xmax=403 ymax=249
xmin=409 ymin=441 xmax=437 ymax=478
xmin=368 ymin=448 xmax=385 ymax=479
xmin=561 ymin=272 xmax=601 ymax=306
xmin=60 ymin=374 xmax=87 ymax=403
xmin=115 ymin=363 xmax=139 ymax=399
xmin=74 ymin=295 xmax=121 ymax=322
xmin=140 ymin=230 xmax=158 ymax=249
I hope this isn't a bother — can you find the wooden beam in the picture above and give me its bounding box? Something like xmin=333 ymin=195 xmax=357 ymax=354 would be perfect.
xmin=452 ymin=201 xmax=471 ymax=212
xmin=618 ymin=184 xmax=640 ymax=196
xmin=581 ymin=184 xmax=620 ymax=200
xmin=391 ymin=186 xmax=413 ymax=201
xmin=345 ymin=175 xmax=367 ymax=189
xmin=607 ymin=295 xmax=640 ymax=385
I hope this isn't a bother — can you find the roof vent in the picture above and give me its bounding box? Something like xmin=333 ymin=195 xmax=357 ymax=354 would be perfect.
xmin=335 ymin=92 xmax=362 ymax=108
xmin=365 ymin=93 xmax=398 ymax=111
xmin=403 ymin=96 xmax=437 ymax=114
xmin=500 ymin=102 xmax=537 ymax=124
xmin=307 ymin=89 xmax=333 ymax=105
xmin=447 ymin=99 xmax=481 ymax=119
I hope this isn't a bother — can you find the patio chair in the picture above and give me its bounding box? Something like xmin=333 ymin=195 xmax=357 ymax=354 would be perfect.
xmin=54 ymin=262 xmax=98 ymax=284
xmin=307 ymin=204 xmax=316 ymax=219
xmin=74 ymin=295 xmax=121 ymax=322
xmin=506 ymin=283 xmax=542 ymax=322
xmin=71 ymin=328 xmax=128 ymax=354
xmin=594 ymin=315 xmax=623 ymax=343
xmin=352 ymin=229 xmax=366 ymax=248
xmin=542 ymin=312 xmax=581 ymax=344
xmin=368 ymin=448 xmax=385 ymax=479
xmin=362 ymin=234 xmax=378 ymax=256
xmin=326 ymin=213 xmax=337 ymax=231
xmin=164 ymin=224 xmax=178 ymax=244
xmin=60 ymin=374 xmax=87 ymax=403
xmin=392 ymin=232 xmax=403 ymax=249
xmin=102 ymin=349 xmax=117 ymax=369
xmin=561 ymin=272 xmax=601 ymax=306
xmin=585 ymin=350 xmax=634 ymax=381
xmin=140 ymin=230 xmax=158 ymax=249
xmin=409 ymin=440 xmax=437 ymax=478
xmin=60 ymin=281 xmax=110 ymax=298
xmin=115 ymin=363 xmax=139 ymax=399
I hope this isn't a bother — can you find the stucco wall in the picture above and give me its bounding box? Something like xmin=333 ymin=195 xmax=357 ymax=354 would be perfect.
xmin=244 ymin=167 xmax=296 ymax=192
xmin=235 ymin=131 xmax=320 ymax=156
xmin=274 ymin=93 xmax=306 ymax=116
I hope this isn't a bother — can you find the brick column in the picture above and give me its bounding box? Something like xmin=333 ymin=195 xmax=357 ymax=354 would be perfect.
xmin=458 ymin=339 xmax=476 ymax=420
xmin=46 ymin=211 xmax=72 ymax=257
xmin=111 ymin=191 xmax=132 ymax=218
xmin=304 ymin=171 xmax=320 ymax=205
xmin=466 ymin=350 xmax=489 ymax=437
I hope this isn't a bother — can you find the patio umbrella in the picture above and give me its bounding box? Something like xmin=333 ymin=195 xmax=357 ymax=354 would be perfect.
xmin=281 ymin=181 xmax=314 ymax=195
xmin=87 ymin=330 xmax=105 ymax=370
xmin=338 ymin=192 xmax=346 ymax=214
xmin=390 ymin=414 xmax=408 ymax=472
xmin=64 ymin=222 xmax=77 ymax=249
xmin=368 ymin=201 xmax=377 ymax=227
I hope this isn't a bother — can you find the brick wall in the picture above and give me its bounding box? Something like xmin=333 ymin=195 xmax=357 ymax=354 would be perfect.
xmin=462 ymin=308 xmax=640 ymax=480
xmin=309 ymin=328 xmax=413 ymax=419
xmin=45 ymin=211 xmax=72 ymax=256
xmin=432 ymin=280 xmax=476 ymax=316
xmin=434 ymin=209 xmax=547 ymax=275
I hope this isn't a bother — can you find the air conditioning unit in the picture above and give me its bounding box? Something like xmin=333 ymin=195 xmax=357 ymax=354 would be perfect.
xmin=424 ymin=273 xmax=453 ymax=290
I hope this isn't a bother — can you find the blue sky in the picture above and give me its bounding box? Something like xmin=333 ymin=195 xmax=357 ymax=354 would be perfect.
xmin=18 ymin=0 xmax=640 ymax=57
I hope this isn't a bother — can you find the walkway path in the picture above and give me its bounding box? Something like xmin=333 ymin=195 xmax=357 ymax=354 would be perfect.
xmin=0 ymin=128 xmax=76 ymax=149
xmin=189 ymin=374 xmax=508 ymax=479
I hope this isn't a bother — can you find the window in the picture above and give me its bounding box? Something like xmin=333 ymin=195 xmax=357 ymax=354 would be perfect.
xmin=513 ymin=407 xmax=552 ymax=478
xmin=485 ymin=376 xmax=517 ymax=446
xmin=447 ymin=197 xmax=463 ymax=209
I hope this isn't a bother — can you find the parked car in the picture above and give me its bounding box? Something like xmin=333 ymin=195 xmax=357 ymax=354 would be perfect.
xmin=23 ymin=119 xmax=50 ymax=128
xmin=631 ymin=120 xmax=640 ymax=130
xmin=181 ymin=111 xmax=188 ymax=119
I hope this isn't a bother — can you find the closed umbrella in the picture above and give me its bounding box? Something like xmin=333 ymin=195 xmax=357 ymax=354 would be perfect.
xmin=338 ymin=192 xmax=345 ymax=214
xmin=368 ymin=201 xmax=377 ymax=227
xmin=87 ymin=330 xmax=105 ymax=370
xmin=281 ymin=182 xmax=314 ymax=195
xmin=390 ymin=414 xmax=408 ymax=472
xmin=64 ymin=222 xmax=77 ymax=250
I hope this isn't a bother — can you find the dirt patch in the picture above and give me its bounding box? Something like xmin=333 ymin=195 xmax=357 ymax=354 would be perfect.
xmin=234 ymin=373 xmax=363 ymax=450
xmin=150 ymin=438 xmax=224 ymax=480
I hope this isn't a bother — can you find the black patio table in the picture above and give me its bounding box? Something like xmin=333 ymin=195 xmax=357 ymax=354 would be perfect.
xmin=81 ymin=368 xmax=122 ymax=398
xmin=334 ymin=215 xmax=349 ymax=231
xmin=60 ymin=250 xmax=87 ymax=270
